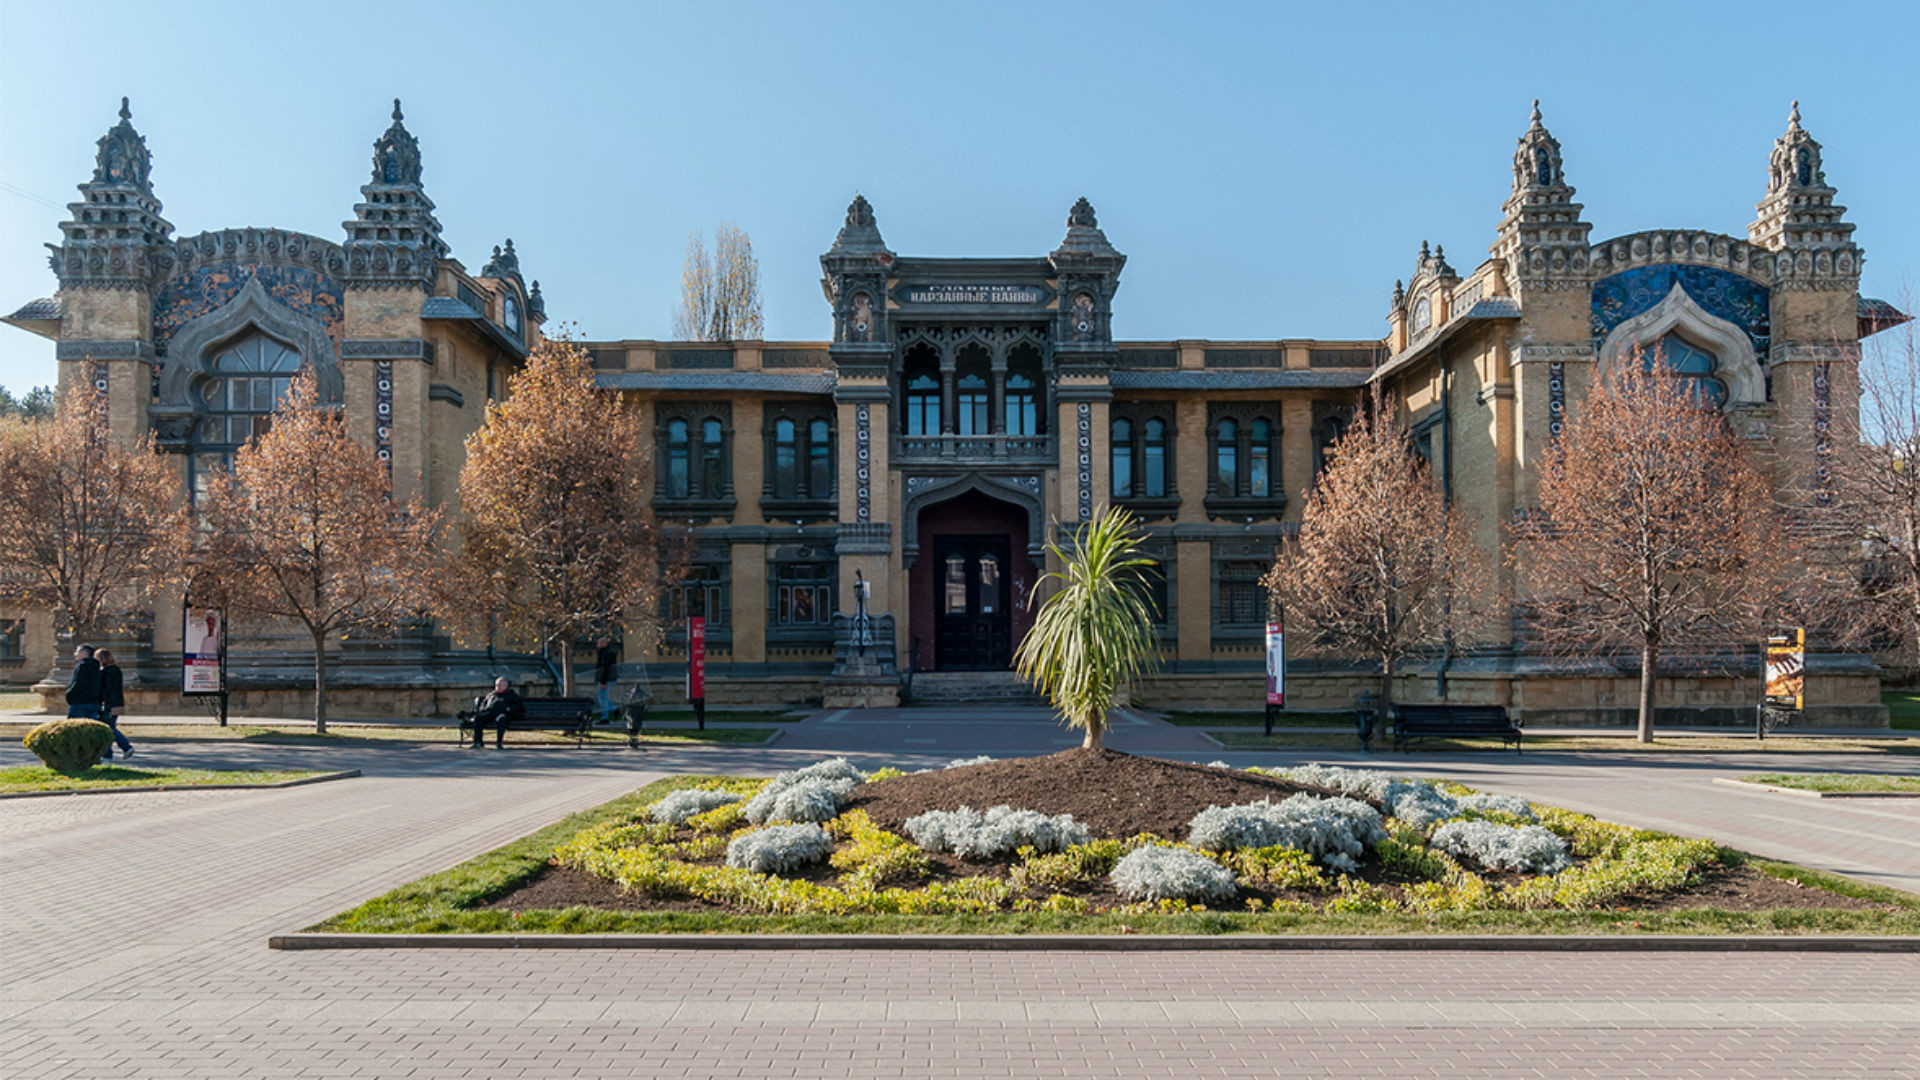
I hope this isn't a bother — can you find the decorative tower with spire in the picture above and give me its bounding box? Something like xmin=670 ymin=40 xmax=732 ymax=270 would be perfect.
xmin=1748 ymin=101 xmax=1858 ymax=262
xmin=820 ymin=194 xmax=894 ymax=346
xmin=49 ymin=97 xmax=173 ymax=290
xmin=1049 ymin=196 xmax=1126 ymax=351
xmin=1491 ymin=100 xmax=1590 ymax=290
xmin=342 ymin=100 xmax=446 ymax=289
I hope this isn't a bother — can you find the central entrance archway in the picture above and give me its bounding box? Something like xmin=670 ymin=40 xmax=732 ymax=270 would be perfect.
xmin=909 ymin=489 xmax=1036 ymax=672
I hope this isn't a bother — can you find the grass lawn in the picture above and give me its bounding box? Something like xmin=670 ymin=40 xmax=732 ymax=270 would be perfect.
xmin=1882 ymin=690 xmax=1920 ymax=731
xmin=1738 ymin=772 xmax=1920 ymax=794
xmin=0 ymin=691 xmax=42 ymax=712
xmin=1159 ymin=711 xmax=1356 ymax=728
xmin=0 ymin=764 xmax=333 ymax=794
xmin=1211 ymin=730 xmax=1920 ymax=754
xmin=312 ymin=775 xmax=1920 ymax=937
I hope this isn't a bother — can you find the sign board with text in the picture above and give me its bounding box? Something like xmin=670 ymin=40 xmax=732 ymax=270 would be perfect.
xmin=1265 ymin=620 xmax=1285 ymax=707
xmin=686 ymin=617 xmax=706 ymax=701
xmin=1764 ymin=628 xmax=1805 ymax=711
xmin=183 ymin=606 xmax=223 ymax=695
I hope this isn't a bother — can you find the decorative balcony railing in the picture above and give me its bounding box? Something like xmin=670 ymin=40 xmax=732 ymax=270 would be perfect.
xmin=892 ymin=433 xmax=1056 ymax=463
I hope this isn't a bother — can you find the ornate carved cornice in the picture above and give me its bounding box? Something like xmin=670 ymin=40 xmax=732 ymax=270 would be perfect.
xmin=55 ymin=338 xmax=153 ymax=361
xmin=166 ymin=227 xmax=347 ymax=280
xmin=1588 ymin=230 xmax=1769 ymax=283
xmin=341 ymin=338 xmax=435 ymax=362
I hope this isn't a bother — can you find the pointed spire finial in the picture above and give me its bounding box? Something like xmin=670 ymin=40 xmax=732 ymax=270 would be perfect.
xmin=1788 ymin=100 xmax=1800 ymax=127
xmin=393 ymin=98 xmax=404 ymax=122
xmin=119 ymin=97 xmax=131 ymax=121
xmin=1529 ymin=98 xmax=1541 ymax=125
xmin=1420 ymin=239 xmax=1430 ymax=259
xmin=1067 ymin=196 xmax=1098 ymax=229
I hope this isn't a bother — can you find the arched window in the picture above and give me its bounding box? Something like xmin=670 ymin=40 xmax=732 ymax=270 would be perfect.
xmin=904 ymin=345 xmax=940 ymax=436
xmin=701 ymin=418 xmax=726 ymax=496
xmin=1110 ymin=418 xmax=1133 ymax=497
xmin=665 ymin=419 xmax=691 ymax=499
xmin=1144 ymin=418 xmax=1168 ymax=498
xmin=956 ymin=344 xmax=991 ymax=437
xmin=1004 ymin=343 xmax=1045 ymax=436
xmin=1650 ymin=334 xmax=1728 ymax=407
xmin=808 ymin=418 xmax=832 ymax=497
xmin=1249 ymin=419 xmax=1272 ymax=498
xmin=191 ymin=330 xmax=301 ymax=501
xmin=503 ymin=295 xmax=521 ymax=336
xmin=773 ymin=418 xmax=798 ymax=498
xmin=1215 ymin=419 xmax=1237 ymax=495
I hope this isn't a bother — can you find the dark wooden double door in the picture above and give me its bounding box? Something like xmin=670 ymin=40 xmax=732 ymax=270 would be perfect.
xmin=933 ymin=534 xmax=1012 ymax=670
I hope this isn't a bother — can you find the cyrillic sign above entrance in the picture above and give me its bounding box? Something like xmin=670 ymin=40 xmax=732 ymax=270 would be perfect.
xmin=899 ymin=283 xmax=1049 ymax=305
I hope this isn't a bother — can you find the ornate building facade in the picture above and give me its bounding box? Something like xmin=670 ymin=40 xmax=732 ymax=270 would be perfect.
xmin=4 ymin=100 xmax=1904 ymax=724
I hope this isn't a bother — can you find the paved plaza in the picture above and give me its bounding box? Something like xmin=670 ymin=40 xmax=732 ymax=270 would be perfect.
xmin=2 ymin=709 xmax=1917 ymax=1078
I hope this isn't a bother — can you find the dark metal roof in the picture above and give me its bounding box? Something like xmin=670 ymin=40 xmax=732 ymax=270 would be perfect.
xmin=597 ymin=371 xmax=836 ymax=395
xmin=1110 ymin=369 xmax=1371 ymax=391
xmin=420 ymin=296 xmax=528 ymax=357
xmin=1860 ymin=296 xmax=1913 ymax=337
xmin=5 ymin=297 xmax=59 ymax=322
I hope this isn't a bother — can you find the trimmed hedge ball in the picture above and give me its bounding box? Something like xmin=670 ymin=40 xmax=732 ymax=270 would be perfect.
xmin=22 ymin=719 xmax=113 ymax=773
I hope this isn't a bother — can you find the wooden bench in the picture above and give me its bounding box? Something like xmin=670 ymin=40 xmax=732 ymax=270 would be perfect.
xmin=456 ymin=696 xmax=597 ymax=747
xmin=1390 ymin=704 xmax=1522 ymax=753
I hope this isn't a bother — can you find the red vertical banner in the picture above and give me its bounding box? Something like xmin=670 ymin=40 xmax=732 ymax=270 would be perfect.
xmin=1265 ymin=618 xmax=1285 ymax=707
xmin=687 ymin=616 xmax=706 ymax=701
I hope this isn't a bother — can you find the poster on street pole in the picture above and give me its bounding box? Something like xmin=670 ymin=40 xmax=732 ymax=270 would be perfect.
xmin=183 ymin=606 xmax=223 ymax=695
xmin=1265 ymin=619 xmax=1285 ymax=707
xmin=1764 ymin=628 xmax=1805 ymax=711
xmin=686 ymin=616 xmax=706 ymax=701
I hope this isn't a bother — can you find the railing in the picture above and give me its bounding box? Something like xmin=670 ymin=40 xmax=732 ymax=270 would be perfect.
xmin=893 ymin=433 xmax=1055 ymax=463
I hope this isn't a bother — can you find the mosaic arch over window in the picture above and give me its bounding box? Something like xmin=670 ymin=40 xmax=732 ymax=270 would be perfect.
xmin=1591 ymin=264 xmax=1770 ymax=362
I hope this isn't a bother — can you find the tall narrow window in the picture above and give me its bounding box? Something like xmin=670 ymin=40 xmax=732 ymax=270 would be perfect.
xmin=1144 ymin=419 xmax=1168 ymax=497
xmin=700 ymin=418 xmax=725 ymax=497
xmin=1110 ymin=418 xmax=1133 ymax=497
xmin=773 ymin=418 xmax=798 ymax=498
xmin=906 ymin=371 xmax=940 ymax=436
xmin=807 ymin=419 xmax=832 ymax=498
xmin=1005 ymin=371 xmax=1038 ymax=435
xmin=956 ymin=371 xmax=989 ymax=436
xmin=191 ymin=330 xmax=302 ymax=501
xmin=666 ymin=420 xmax=690 ymax=498
xmin=1215 ymin=419 xmax=1237 ymax=495
xmin=1220 ymin=561 xmax=1266 ymax=626
xmin=1249 ymin=419 xmax=1271 ymax=498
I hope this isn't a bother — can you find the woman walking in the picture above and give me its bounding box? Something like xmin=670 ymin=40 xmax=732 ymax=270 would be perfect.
xmin=96 ymin=648 xmax=133 ymax=762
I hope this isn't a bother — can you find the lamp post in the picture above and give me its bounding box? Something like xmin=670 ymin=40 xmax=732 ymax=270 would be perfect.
xmin=852 ymin=569 xmax=874 ymax=658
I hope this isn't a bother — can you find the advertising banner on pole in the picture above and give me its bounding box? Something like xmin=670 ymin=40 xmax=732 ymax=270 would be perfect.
xmin=1764 ymin=628 xmax=1805 ymax=710
xmin=183 ymin=607 xmax=223 ymax=695
xmin=686 ymin=617 xmax=706 ymax=701
xmin=1265 ymin=619 xmax=1285 ymax=707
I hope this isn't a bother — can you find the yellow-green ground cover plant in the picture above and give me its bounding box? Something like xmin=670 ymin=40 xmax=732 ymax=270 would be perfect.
xmin=314 ymin=762 xmax=1920 ymax=936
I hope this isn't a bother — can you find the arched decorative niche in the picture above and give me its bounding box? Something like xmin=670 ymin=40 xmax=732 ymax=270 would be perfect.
xmin=158 ymin=275 xmax=343 ymax=409
xmin=901 ymin=472 xmax=1046 ymax=566
xmin=1597 ymin=281 xmax=1764 ymax=406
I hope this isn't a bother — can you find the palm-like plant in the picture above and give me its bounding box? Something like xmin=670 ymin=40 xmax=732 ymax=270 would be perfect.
xmin=1015 ymin=507 xmax=1160 ymax=751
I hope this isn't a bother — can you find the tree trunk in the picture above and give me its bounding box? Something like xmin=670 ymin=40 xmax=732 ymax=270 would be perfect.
xmin=557 ymin=638 xmax=575 ymax=698
xmin=1379 ymin=657 xmax=1396 ymax=722
xmin=312 ymin=629 xmax=329 ymax=735
xmin=1638 ymin=640 xmax=1658 ymax=744
xmin=1082 ymin=709 xmax=1105 ymax=751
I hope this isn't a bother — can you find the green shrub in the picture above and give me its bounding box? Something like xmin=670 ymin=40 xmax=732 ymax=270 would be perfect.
xmin=22 ymin=719 xmax=113 ymax=773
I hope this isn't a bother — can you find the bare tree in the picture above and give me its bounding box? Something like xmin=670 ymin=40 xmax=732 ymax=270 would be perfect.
xmin=1513 ymin=350 xmax=1815 ymax=742
xmin=1265 ymin=399 xmax=1487 ymax=716
xmin=451 ymin=338 xmax=666 ymax=697
xmin=1829 ymin=291 xmax=1920 ymax=667
xmin=196 ymin=373 xmax=440 ymax=731
xmin=0 ymin=384 xmax=187 ymax=658
xmin=672 ymin=224 xmax=763 ymax=342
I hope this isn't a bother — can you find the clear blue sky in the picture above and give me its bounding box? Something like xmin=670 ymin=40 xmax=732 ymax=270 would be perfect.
xmin=1 ymin=0 xmax=1914 ymax=392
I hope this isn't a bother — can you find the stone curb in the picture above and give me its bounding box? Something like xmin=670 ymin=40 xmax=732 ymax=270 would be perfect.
xmin=1712 ymin=777 xmax=1920 ymax=799
xmin=267 ymin=932 xmax=1920 ymax=953
xmin=0 ymin=769 xmax=360 ymax=800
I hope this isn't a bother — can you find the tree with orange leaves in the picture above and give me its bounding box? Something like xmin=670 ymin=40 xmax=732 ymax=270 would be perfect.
xmin=0 ymin=383 xmax=187 ymax=662
xmin=451 ymin=339 xmax=665 ymax=697
xmin=1265 ymin=398 xmax=1488 ymax=717
xmin=196 ymin=372 xmax=440 ymax=731
xmin=1513 ymin=351 xmax=1814 ymax=742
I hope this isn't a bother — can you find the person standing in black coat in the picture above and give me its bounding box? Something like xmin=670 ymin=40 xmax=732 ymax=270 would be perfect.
xmin=95 ymin=648 xmax=133 ymax=761
xmin=594 ymin=636 xmax=620 ymax=718
xmin=65 ymin=644 xmax=103 ymax=720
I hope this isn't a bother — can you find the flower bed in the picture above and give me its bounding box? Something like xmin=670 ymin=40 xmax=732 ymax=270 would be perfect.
xmin=531 ymin=757 xmax=1851 ymax=918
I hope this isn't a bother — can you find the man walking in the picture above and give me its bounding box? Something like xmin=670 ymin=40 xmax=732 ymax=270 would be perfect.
xmin=65 ymin=644 xmax=103 ymax=720
xmin=594 ymin=636 xmax=620 ymax=719
xmin=468 ymin=676 xmax=524 ymax=749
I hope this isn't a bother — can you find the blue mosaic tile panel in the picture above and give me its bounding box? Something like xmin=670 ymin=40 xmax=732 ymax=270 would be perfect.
xmin=152 ymin=263 xmax=344 ymax=356
xmin=1590 ymin=264 xmax=1770 ymax=360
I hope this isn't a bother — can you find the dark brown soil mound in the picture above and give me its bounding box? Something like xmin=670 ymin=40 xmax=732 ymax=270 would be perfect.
xmin=843 ymin=748 xmax=1338 ymax=840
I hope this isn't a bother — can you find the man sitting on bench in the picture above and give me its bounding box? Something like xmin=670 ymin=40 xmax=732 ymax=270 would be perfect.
xmin=469 ymin=677 xmax=525 ymax=749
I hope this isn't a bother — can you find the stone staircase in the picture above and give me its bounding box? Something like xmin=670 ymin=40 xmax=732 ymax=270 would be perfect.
xmin=905 ymin=670 xmax=1048 ymax=707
